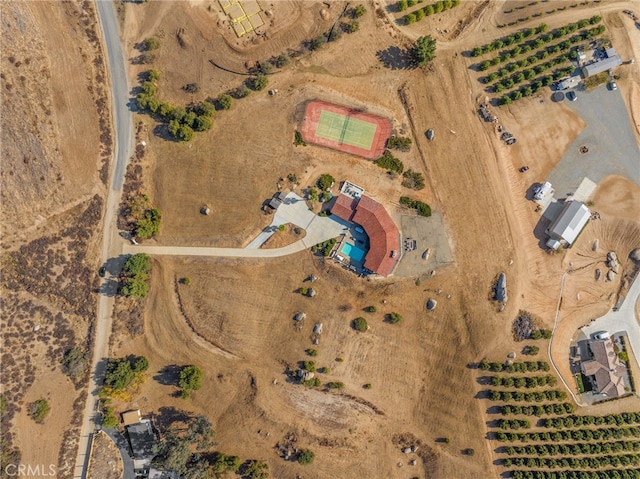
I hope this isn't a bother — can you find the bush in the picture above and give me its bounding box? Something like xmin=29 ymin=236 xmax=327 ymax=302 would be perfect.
xmin=317 ymin=174 xmax=334 ymax=191
xmin=143 ymin=36 xmax=159 ymax=51
xmin=309 ymin=35 xmax=324 ymax=51
xmin=410 ymin=35 xmax=437 ymax=66
xmin=306 ymin=348 xmax=318 ymax=357
xmin=217 ymin=94 xmax=233 ymax=110
xmin=181 ymin=277 xmax=192 ymax=285
xmin=193 ymin=115 xmax=213 ymax=132
xmin=298 ymin=449 xmax=315 ymax=465
xmin=28 ymin=399 xmax=50 ymax=423
xmin=135 ymin=208 xmax=161 ymax=239
xmin=102 ymin=407 xmax=118 ymax=428
xmin=274 ymin=52 xmax=290 ymax=68
xmin=302 ymin=360 xmax=316 ymax=372
xmin=397 ymin=0 xmax=409 ymax=11
xmin=399 ymin=196 xmax=431 ymax=217
xmin=367 ymin=305 xmax=377 ymax=313
xmin=179 ymin=365 xmax=203 ymax=395
xmin=402 ymin=169 xmax=425 ymax=190
xmin=259 ymin=61 xmax=273 ymax=74
xmin=387 ymin=312 xmax=403 ymax=324
xmin=311 ymin=238 xmax=336 ymax=256
xmin=250 ymin=74 xmax=268 ymax=91
xmin=388 ymin=135 xmax=412 ymax=152
xmin=352 ymin=4 xmax=366 ymax=18
xmin=343 ymin=20 xmax=360 ymax=34
xmin=326 ymin=381 xmax=345 ymax=389
xmin=61 ymin=347 xmax=88 ymax=379
xmin=363 ymin=383 xmax=372 ymax=389
xmin=235 ymin=84 xmax=250 ymax=98
xmin=374 ymin=150 xmax=404 ymax=173
xmin=294 ymin=130 xmax=307 ymax=147
xmin=405 ymin=13 xmax=417 ymax=25
xmin=352 ymin=317 xmax=368 ymax=332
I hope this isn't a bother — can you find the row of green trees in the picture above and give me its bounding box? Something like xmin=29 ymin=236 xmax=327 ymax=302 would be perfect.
xmin=544 ymin=413 xmax=640 ymax=429
xmin=504 ymin=440 xmax=640 ymax=457
xmin=504 ymin=454 xmax=640 ymax=469
xmin=496 ymin=426 xmax=640 ymax=443
xmin=500 ymin=402 xmax=575 ymax=417
xmin=403 ymin=0 xmax=461 ymax=25
xmin=498 ymin=67 xmax=574 ymax=105
xmin=491 ymin=374 xmax=558 ymax=388
xmin=490 ymin=389 xmax=568 ymax=402
xmin=477 ymin=21 xmax=603 ymax=69
xmin=121 ymin=253 xmax=152 ymax=299
xmin=510 ymin=468 xmax=640 ymax=479
xmin=471 ymin=15 xmax=601 ymax=57
xmin=489 ymin=55 xmax=572 ymax=90
xmin=136 ymin=69 xmax=218 ymax=142
xmin=374 ymin=150 xmax=404 ymax=173
xmin=499 ymin=418 xmax=533 ymax=430
xmin=480 ymin=360 xmax=551 ymax=372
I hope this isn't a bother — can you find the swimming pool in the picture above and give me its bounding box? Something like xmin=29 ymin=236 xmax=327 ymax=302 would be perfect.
xmin=341 ymin=242 xmax=366 ymax=262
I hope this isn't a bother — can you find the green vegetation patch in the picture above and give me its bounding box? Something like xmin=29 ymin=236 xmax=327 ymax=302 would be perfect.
xmin=400 ymin=196 xmax=431 ymax=216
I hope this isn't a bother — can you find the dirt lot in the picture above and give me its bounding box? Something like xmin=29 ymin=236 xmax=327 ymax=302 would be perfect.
xmin=0 ymin=0 xmax=110 ymax=475
xmin=106 ymin=0 xmax=639 ymax=477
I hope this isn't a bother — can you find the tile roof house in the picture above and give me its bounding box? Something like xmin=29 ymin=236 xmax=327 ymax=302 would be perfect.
xmin=581 ymin=338 xmax=627 ymax=398
xmin=331 ymin=193 xmax=400 ymax=277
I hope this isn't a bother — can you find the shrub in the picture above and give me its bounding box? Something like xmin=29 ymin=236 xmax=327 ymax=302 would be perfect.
xmin=352 ymin=4 xmax=366 ymax=18
xmin=181 ymin=277 xmax=191 ymax=285
xmin=306 ymin=348 xmax=318 ymax=357
xmin=405 ymin=13 xmax=417 ymax=25
xmin=143 ymin=36 xmax=159 ymax=51
xmin=297 ymin=449 xmax=315 ymax=465
xmin=250 ymin=74 xmax=268 ymax=91
xmin=218 ymin=94 xmax=233 ymax=110
xmin=274 ymin=52 xmax=290 ymax=68
xmin=28 ymin=399 xmax=50 ymax=423
xmin=135 ymin=208 xmax=161 ymax=239
xmin=179 ymin=365 xmax=203 ymax=395
xmin=309 ymin=35 xmax=324 ymax=51
xmin=367 ymin=305 xmax=377 ymax=313
xmin=388 ymin=135 xmax=412 ymax=151
xmin=294 ymin=130 xmax=307 ymax=146
xmin=235 ymin=84 xmax=250 ymax=98
xmin=302 ymin=360 xmax=316 ymax=372
xmin=61 ymin=347 xmax=88 ymax=379
xmin=352 ymin=317 xmax=368 ymax=332
xmin=343 ymin=20 xmax=360 ymax=33
xmin=410 ymin=35 xmax=437 ymax=66
xmin=326 ymin=382 xmax=345 ymax=389
xmin=102 ymin=407 xmax=118 ymax=428
xmin=374 ymin=150 xmax=404 ymax=173
xmin=400 ymin=196 xmax=431 ymax=217
xmin=402 ymin=169 xmax=425 ymax=190
xmin=147 ymin=68 xmax=160 ymax=82
xmin=397 ymin=0 xmax=409 ymax=12
xmin=193 ymin=115 xmax=213 ymax=132
xmin=317 ymin=174 xmax=335 ymax=191
xmin=363 ymin=383 xmax=372 ymax=389
xmin=387 ymin=312 xmax=403 ymax=324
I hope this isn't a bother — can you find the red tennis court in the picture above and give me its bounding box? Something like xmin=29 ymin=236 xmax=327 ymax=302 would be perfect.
xmin=300 ymin=100 xmax=391 ymax=160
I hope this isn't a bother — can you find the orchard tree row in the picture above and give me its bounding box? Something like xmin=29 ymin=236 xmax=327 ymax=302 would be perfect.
xmin=503 ymin=454 xmax=640 ymax=469
xmin=544 ymin=413 xmax=640 ymax=429
xmin=489 ymin=389 xmax=568 ymax=402
xmin=491 ymin=374 xmax=557 ymax=388
xmin=479 ymin=360 xmax=550 ymax=373
xmin=496 ymin=426 xmax=640 ymax=443
xmin=500 ymin=402 xmax=576 ymax=417
xmin=510 ymin=468 xmax=640 ymax=479
xmin=504 ymin=440 xmax=640 ymax=457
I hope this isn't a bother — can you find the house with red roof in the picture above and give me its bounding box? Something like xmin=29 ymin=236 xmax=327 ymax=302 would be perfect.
xmin=330 ymin=182 xmax=400 ymax=277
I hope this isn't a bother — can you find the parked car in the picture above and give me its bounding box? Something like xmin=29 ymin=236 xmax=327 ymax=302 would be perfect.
xmin=609 ymin=80 xmax=617 ymax=91
xmin=99 ymin=267 xmax=106 ymax=277
xmin=567 ymin=91 xmax=577 ymax=101
xmin=593 ymin=331 xmax=610 ymax=340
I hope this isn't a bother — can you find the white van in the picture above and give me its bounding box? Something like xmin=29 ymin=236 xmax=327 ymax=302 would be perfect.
xmin=593 ymin=331 xmax=610 ymax=340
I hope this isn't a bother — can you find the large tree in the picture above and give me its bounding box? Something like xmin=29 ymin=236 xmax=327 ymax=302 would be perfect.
xmin=410 ymin=35 xmax=437 ymax=67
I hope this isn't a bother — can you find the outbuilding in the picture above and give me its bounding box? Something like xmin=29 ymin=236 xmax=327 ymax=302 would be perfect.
xmin=546 ymin=201 xmax=590 ymax=250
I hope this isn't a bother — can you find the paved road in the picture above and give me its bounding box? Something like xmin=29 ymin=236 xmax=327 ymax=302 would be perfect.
xmin=73 ymin=1 xmax=133 ymax=477
xmin=580 ymin=274 xmax=640 ymax=366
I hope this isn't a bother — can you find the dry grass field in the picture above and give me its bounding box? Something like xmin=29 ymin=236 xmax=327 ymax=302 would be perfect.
xmin=0 ymin=0 xmax=110 ymax=475
xmin=105 ymin=0 xmax=640 ymax=477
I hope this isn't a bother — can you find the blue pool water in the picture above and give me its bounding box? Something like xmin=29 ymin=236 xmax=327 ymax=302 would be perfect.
xmin=341 ymin=242 xmax=366 ymax=262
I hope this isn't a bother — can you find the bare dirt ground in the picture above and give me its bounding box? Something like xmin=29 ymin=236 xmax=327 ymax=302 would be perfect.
xmin=0 ymin=0 xmax=110 ymax=474
xmin=107 ymin=1 xmax=640 ymax=477
xmin=87 ymin=432 xmax=122 ymax=479
xmin=260 ymin=223 xmax=306 ymax=249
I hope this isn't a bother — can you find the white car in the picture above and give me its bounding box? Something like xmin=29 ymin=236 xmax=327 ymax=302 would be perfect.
xmin=610 ymin=81 xmax=617 ymax=91
xmin=593 ymin=331 xmax=610 ymax=340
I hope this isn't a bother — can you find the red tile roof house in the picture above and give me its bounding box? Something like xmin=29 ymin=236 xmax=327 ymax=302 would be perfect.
xmin=331 ymin=194 xmax=400 ymax=277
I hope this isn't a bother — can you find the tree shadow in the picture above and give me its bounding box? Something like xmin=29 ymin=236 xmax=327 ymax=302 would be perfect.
xmin=376 ymin=46 xmax=414 ymax=70
xmin=466 ymin=362 xmax=480 ymax=369
xmin=486 ymin=405 xmax=503 ymax=415
xmin=154 ymin=406 xmax=191 ymax=432
xmin=153 ymin=364 xmax=182 ymax=387
xmin=152 ymin=123 xmax=179 ymax=142
xmin=476 ymin=375 xmax=494 ymax=386
xmin=474 ymin=389 xmax=490 ymax=400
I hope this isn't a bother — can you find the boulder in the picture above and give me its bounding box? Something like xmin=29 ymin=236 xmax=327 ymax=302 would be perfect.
xmin=607 ymin=251 xmax=617 ymax=261
xmin=630 ymin=249 xmax=640 ymax=262
xmin=595 ymin=269 xmax=602 ymax=281
xmin=426 ymin=299 xmax=437 ymax=311
xmin=313 ymin=323 xmax=323 ymax=334
xmin=592 ymin=239 xmax=599 ymax=252
xmin=607 ymin=270 xmax=616 ymax=281
xmin=293 ymin=312 xmax=306 ymax=321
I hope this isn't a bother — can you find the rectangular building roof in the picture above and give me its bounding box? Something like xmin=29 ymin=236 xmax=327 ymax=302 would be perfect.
xmin=127 ymin=420 xmax=156 ymax=461
xmin=581 ymin=338 xmax=627 ymax=398
xmin=548 ymin=201 xmax=590 ymax=245
xmin=582 ymin=55 xmax=622 ymax=78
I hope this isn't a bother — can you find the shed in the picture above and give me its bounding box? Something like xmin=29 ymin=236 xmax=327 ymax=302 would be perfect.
xmin=268 ymin=191 xmax=287 ymax=210
xmin=582 ymin=55 xmax=622 ymax=78
xmin=546 ymin=201 xmax=590 ymax=249
xmin=121 ymin=409 xmax=141 ymax=426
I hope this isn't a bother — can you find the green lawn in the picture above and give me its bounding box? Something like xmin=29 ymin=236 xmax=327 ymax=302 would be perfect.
xmin=315 ymin=110 xmax=377 ymax=149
